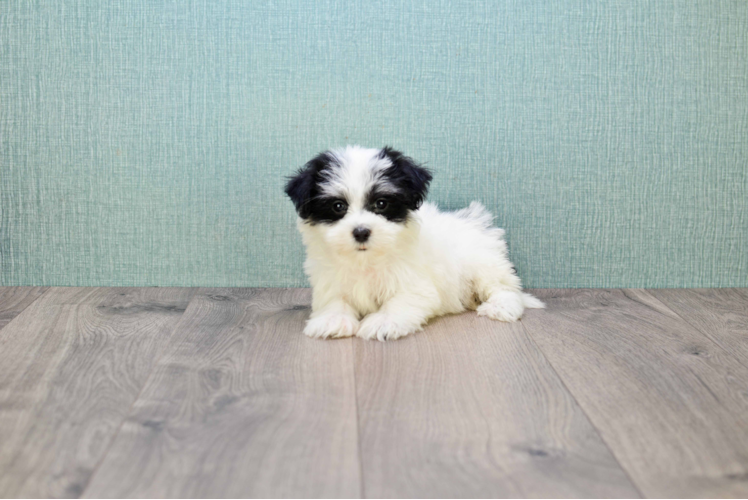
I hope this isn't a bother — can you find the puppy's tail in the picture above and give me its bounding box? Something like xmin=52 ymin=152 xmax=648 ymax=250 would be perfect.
xmin=454 ymin=201 xmax=506 ymax=238
xmin=522 ymin=292 xmax=545 ymax=309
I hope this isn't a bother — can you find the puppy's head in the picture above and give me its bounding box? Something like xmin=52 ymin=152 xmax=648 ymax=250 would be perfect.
xmin=285 ymin=146 xmax=432 ymax=258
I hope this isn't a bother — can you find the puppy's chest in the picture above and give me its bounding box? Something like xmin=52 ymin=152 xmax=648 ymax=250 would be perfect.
xmin=339 ymin=266 xmax=396 ymax=315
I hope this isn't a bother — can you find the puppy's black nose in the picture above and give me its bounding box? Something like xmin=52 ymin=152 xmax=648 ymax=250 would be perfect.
xmin=353 ymin=227 xmax=371 ymax=243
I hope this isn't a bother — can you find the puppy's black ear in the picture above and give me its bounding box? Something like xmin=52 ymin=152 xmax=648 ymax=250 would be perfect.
xmin=284 ymin=152 xmax=332 ymax=219
xmin=380 ymin=147 xmax=433 ymax=209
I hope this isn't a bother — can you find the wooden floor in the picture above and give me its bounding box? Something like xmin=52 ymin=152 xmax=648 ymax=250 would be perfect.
xmin=0 ymin=288 xmax=747 ymax=498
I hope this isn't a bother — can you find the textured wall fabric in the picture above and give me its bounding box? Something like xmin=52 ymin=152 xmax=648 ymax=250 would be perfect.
xmin=1 ymin=1 xmax=747 ymax=288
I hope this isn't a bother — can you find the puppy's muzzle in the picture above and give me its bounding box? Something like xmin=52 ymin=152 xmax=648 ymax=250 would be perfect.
xmin=353 ymin=227 xmax=371 ymax=243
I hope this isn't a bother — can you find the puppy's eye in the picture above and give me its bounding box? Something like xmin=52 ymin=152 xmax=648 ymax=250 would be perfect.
xmin=374 ymin=199 xmax=388 ymax=211
xmin=332 ymin=201 xmax=347 ymax=214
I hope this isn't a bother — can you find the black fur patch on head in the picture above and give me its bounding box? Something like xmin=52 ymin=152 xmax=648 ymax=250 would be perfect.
xmin=377 ymin=147 xmax=432 ymax=211
xmin=284 ymin=151 xmax=347 ymax=224
xmin=365 ymin=189 xmax=413 ymax=223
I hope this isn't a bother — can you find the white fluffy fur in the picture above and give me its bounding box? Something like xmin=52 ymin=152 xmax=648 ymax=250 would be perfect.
xmin=297 ymin=146 xmax=543 ymax=341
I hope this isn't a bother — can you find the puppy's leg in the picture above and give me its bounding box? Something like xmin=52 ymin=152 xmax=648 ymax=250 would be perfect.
xmin=475 ymin=285 xmax=544 ymax=322
xmin=304 ymin=299 xmax=360 ymax=339
xmin=357 ymin=289 xmax=439 ymax=341
xmin=472 ymin=266 xmax=544 ymax=322
xmin=476 ymin=287 xmax=526 ymax=322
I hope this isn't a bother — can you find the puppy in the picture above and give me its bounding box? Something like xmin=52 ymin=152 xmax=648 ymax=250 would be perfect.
xmin=285 ymin=145 xmax=543 ymax=341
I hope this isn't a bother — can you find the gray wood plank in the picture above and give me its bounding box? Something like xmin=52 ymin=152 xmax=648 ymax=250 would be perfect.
xmin=83 ymin=288 xmax=361 ymax=499
xmin=355 ymin=309 xmax=640 ymax=498
xmin=0 ymin=287 xmax=195 ymax=498
xmin=650 ymin=288 xmax=748 ymax=368
xmin=0 ymin=286 xmax=48 ymax=330
xmin=521 ymin=289 xmax=748 ymax=498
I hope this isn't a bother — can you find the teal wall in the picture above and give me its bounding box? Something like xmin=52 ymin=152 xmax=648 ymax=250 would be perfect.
xmin=2 ymin=1 xmax=747 ymax=288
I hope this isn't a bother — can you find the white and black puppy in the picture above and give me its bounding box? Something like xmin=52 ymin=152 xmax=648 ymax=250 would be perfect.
xmin=285 ymin=145 xmax=543 ymax=341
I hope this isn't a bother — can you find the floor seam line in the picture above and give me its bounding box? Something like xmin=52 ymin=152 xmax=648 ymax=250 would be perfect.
xmin=351 ymin=339 xmax=366 ymax=499
xmin=78 ymin=286 xmax=200 ymax=498
xmin=0 ymin=286 xmax=51 ymax=334
xmin=519 ymin=313 xmax=647 ymax=499
xmin=638 ymin=289 xmax=748 ymax=372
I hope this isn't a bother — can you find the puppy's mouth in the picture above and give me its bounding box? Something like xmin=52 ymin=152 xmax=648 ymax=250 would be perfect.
xmin=357 ymin=244 xmax=367 ymax=252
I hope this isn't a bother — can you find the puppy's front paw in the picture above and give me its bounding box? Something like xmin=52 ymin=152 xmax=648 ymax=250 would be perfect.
xmin=477 ymin=290 xmax=525 ymax=322
xmin=357 ymin=313 xmax=416 ymax=341
xmin=304 ymin=313 xmax=359 ymax=339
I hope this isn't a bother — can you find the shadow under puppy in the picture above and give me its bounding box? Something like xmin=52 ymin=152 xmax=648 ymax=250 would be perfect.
xmin=285 ymin=145 xmax=543 ymax=341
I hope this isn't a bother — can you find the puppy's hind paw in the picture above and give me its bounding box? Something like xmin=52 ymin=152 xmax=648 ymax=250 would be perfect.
xmin=357 ymin=313 xmax=416 ymax=341
xmin=304 ymin=313 xmax=359 ymax=339
xmin=477 ymin=290 xmax=525 ymax=322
